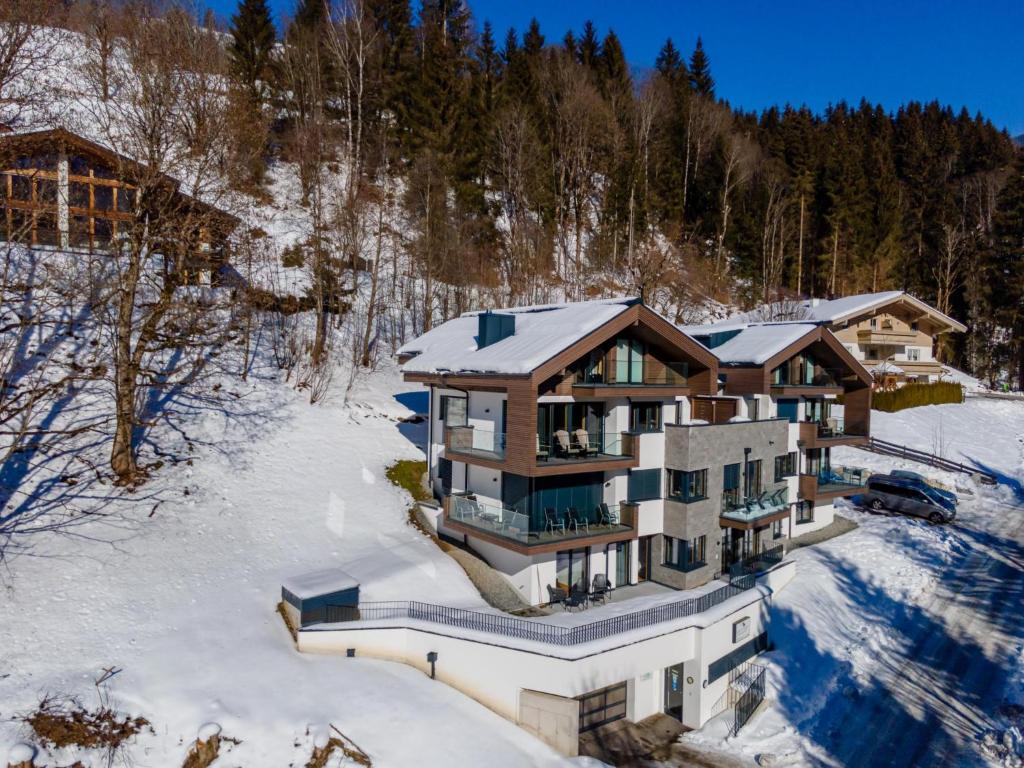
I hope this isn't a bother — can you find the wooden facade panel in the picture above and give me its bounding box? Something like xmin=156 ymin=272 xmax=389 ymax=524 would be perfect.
xmin=720 ymin=366 xmax=768 ymax=396
xmin=691 ymin=396 xmax=738 ymax=424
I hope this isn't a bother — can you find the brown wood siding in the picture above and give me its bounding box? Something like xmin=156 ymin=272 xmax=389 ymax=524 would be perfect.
xmin=843 ymin=385 xmax=871 ymax=436
xmin=720 ymin=366 xmax=769 ymax=396
xmin=691 ymin=397 xmax=738 ymax=424
xmin=797 ymin=420 xmax=869 ymax=449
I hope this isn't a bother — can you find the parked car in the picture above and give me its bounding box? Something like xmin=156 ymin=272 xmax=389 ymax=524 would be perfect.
xmin=889 ymin=470 xmax=959 ymax=507
xmin=863 ymin=474 xmax=957 ymax=523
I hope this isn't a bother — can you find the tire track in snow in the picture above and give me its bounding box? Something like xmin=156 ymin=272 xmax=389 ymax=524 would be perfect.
xmin=815 ymin=500 xmax=1024 ymax=767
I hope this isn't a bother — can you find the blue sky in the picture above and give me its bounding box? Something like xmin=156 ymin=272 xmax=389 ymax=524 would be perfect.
xmin=206 ymin=0 xmax=1024 ymax=135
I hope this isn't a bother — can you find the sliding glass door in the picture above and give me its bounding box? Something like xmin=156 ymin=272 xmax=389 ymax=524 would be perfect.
xmin=556 ymin=548 xmax=589 ymax=592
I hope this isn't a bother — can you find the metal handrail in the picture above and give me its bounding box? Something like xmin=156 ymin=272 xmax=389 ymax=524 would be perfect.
xmin=860 ymin=437 xmax=997 ymax=484
xmin=313 ymin=551 xmax=784 ymax=646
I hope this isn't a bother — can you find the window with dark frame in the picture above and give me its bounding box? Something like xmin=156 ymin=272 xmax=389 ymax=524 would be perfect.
xmin=667 ymin=468 xmax=708 ymax=503
xmin=627 ymin=468 xmax=661 ymax=502
xmin=774 ymin=452 xmax=797 ymax=482
xmin=723 ymin=462 xmax=741 ymax=506
xmin=796 ymin=501 xmax=814 ymax=524
xmin=630 ymin=401 xmax=662 ymax=433
xmin=745 ymin=459 xmax=763 ymax=496
xmin=662 ymin=534 xmax=707 ymax=572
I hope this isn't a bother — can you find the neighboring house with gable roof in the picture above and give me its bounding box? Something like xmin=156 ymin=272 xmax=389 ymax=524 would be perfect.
xmin=778 ymin=292 xmax=967 ymax=384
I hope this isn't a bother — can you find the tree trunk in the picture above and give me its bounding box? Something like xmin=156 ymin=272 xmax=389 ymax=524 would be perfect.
xmin=797 ymin=192 xmax=804 ymax=296
xmin=111 ymin=256 xmax=140 ymax=483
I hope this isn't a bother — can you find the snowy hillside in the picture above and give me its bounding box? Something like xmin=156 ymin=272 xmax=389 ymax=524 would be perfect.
xmin=0 ymin=358 xmax=580 ymax=767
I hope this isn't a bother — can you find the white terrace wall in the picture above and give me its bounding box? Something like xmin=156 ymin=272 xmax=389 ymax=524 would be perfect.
xmin=297 ymin=563 xmax=796 ymax=752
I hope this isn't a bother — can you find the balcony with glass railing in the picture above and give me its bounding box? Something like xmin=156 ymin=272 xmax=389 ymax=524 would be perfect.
xmin=771 ymin=359 xmax=845 ymax=390
xmin=799 ymin=464 xmax=869 ymax=500
xmin=720 ymin=485 xmax=791 ymax=526
xmin=572 ymin=359 xmax=689 ymax=390
xmin=536 ymin=429 xmax=637 ymax=466
xmin=445 ymin=494 xmax=636 ymax=548
xmin=445 ymin=425 xmax=506 ymax=461
xmin=797 ymin=416 xmax=868 ymax=447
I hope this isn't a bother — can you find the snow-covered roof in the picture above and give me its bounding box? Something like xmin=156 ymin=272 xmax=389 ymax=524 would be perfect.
xmin=282 ymin=568 xmax=359 ymax=599
xmin=705 ymin=323 xmax=818 ymax=365
xmin=398 ymin=297 xmax=640 ymax=375
xmin=794 ymin=291 xmax=966 ymax=332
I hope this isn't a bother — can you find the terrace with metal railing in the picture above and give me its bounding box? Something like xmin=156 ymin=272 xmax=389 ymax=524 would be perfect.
xmin=299 ymin=545 xmax=786 ymax=647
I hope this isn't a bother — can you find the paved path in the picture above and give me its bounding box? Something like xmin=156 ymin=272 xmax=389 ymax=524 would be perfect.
xmin=810 ymin=499 xmax=1024 ymax=767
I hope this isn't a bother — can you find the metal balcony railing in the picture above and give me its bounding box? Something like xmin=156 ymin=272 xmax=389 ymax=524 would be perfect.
xmin=309 ymin=549 xmax=784 ymax=645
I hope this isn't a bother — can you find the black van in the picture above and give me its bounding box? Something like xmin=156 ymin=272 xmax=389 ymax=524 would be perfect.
xmin=862 ymin=475 xmax=957 ymax=524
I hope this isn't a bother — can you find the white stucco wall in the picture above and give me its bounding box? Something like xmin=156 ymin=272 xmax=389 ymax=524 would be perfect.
xmin=297 ymin=564 xmax=794 ymax=745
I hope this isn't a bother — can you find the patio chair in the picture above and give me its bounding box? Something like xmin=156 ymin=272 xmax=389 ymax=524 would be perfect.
xmin=565 ymin=587 xmax=589 ymax=612
xmin=573 ymin=428 xmax=597 ymax=457
xmin=769 ymin=488 xmax=787 ymax=506
xmin=536 ymin=434 xmax=549 ymax=462
xmin=566 ymin=506 xmax=589 ymax=534
xmin=590 ymin=573 xmax=611 ymax=605
xmin=554 ymin=429 xmax=579 ymax=459
xmin=546 ymin=584 xmax=567 ymax=607
xmin=596 ymin=502 xmax=614 ymax=527
xmin=544 ymin=507 xmax=565 ymax=535
xmin=754 ymin=491 xmax=769 ymax=509
xmin=825 ymin=416 xmax=839 ymax=436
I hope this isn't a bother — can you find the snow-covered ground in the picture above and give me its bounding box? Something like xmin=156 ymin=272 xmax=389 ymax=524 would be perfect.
xmin=687 ymin=398 xmax=1024 ymax=767
xmin=0 ymin=360 xmax=584 ymax=767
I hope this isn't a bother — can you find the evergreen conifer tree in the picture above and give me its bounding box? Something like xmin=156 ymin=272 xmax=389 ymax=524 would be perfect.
xmin=689 ymin=36 xmax=714 ymax=96
xmin=578 ymin=20 xmax=599 ymax=69
xmin=229 ymin=0 xmax=276 ymax=104
xmin=655 ymin=38 xmax=685 ymax=82
xmin=523 ymin=18 xmax=545 ymax=56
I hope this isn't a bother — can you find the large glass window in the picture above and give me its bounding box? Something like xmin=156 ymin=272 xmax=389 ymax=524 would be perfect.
xmin=439 ymin=394 xmax=467 ymax=426
xmin=667 ymin=468 xmax=707 ymax=502
xmin=746 ymin=459 xmax=763 ymax=496
xmin=796 ymin=501 xmax=814 ymax=524
xmin=663 ymin=534 xmax=707 ymax=572
xmin=537 ymin=402 xmax=605 ymax=454
xmin=723 ymin=462 xmax=741 ymax=506
xmin=556 ymin=547 xmax=589 ymax=592
xmin=630 ymin=402 xmax=661 ymax=433
xmin=627 ymin=468 xmax=661 ymax=502
xmin=615 ymin=337 xmax=644 ymax=383
xmin=774 ymin=453 xmax=796 ymax=482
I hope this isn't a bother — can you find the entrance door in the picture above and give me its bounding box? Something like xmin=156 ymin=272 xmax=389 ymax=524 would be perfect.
xmin=637 ymin=536 xmax=653 ymax=582
xmin=664 ymin=663 xmax=685 ymax=720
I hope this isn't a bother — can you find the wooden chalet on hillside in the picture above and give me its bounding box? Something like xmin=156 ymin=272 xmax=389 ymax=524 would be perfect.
xmin=0 ymin=126 xmax=239 ymax=285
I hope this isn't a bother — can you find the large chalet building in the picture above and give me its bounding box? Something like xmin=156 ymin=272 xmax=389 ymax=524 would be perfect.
xmin=398 ymin=297 xmax=873 ymax=608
